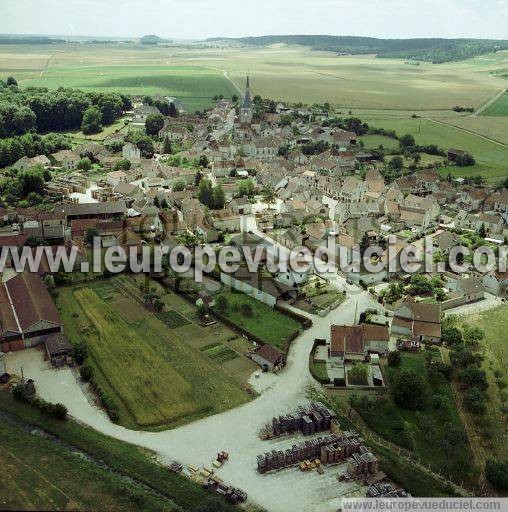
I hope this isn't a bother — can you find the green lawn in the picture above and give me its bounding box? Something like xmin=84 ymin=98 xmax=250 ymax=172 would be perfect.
xmin=364 ymin=116 xmax=508 ymax=181
xmin=212 ymin=291 xmax=301 ymax=350
xmin=0 ymin=415 xmax=173 ymax=512
xmin=57 ymin=280 xmax=250 ymax=430
xmin=0 ymin=390 xmax=235 ymax=511
xmin=352 ymin=352 xmax=475 ymax=484
xmin=481 ymin=92 xmax=508 ymax=116
xmin=359 ymin=134 xmax=400 ymax=150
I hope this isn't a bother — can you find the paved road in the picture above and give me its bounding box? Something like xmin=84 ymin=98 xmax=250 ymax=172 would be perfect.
xmin=6 ymin=215 xmax=384 ymax=511
xmin=7 ymin=289 xmax=379 ymax=512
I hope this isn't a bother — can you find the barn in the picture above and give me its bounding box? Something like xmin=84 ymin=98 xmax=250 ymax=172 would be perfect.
xmin=0 ymin=272 xmax=63 ymax=352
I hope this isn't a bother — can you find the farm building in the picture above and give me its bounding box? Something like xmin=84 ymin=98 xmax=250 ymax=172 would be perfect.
xmin=59 ymin=201 xmax=127 ymax=224
xmin=330 ymin=324 xmax=390 ymax=361
xmin=0 ymin=272 xmax=63 ymax=352
xmin=391 ymin=298 xmax=441 ymax=343
xmin=43 ymin=333 xmax=73 ymax=366
xmin=251 ymin=344 xmax=286 ymax=371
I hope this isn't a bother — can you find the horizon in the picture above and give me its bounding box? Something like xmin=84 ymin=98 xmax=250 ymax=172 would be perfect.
xmin=2 ymin=0 xmax=508 ymax=41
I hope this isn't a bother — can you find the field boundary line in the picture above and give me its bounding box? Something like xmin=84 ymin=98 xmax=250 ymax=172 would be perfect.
xmin=425 ymin=117 xmax=508 ymax=149
xmin=0 ymin=444 xmax=75 ymax=502
xmin=472 ymin=89 xmax=506 ymax=117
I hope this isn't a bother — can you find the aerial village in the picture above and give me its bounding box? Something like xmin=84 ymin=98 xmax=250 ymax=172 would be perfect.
xmin=0 ymin=77 xmax=507 ymax=510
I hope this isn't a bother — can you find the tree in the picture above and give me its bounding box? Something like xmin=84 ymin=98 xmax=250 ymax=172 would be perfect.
xmin=172 ymin=179 xmax=186 ymax=192
xmin=77 ymin=157 xmax=92 ymax=171
xmin=154 ymin=298 xmax=164 ymax=312
xmin=215 ymin=295 xmax=228 ymax=312
xmin=441 ymin=325 xmax=463 ymax=346
xmin=478 ymin=223 xmax=487 ymax=239
xmin=113 ymin=158 xmax=131 ymax=171
xmin=79 ymin=365 xmax=93 ymax=382
xmin=17 ymin=170 xmax=45 ymax=197
xmin=85 ymin=227 xmax=99 ymax=245
xmin=126 ymin=132 xmax=154 ymax=157
xmin=81 ymin=106 xmax=102 ymax=134
xmin=485 ymin=459 xmax=508 ymax=491
xmin=388 ymin=351 xmax=402 ymax=367
xmin=6 ymin=76 xmax=18 ymax=86
xmin=261 ymin=184 xmax=277 ymax=207
xmin=199 ymin=155 xmax=209 ymax=168
xmin=168 ymin=102 xmax=178 ymax=118
xmin=392 ymin=369 xmax=426 ymax=410
xmin=198 ymin=179 xmax=213 ymax=208
xmin=388 ymin=155 xmax=404 ymax=172
xmin=145 ymin=113 xmax=165 ymax=136
xmin=463 ymin=325 xmax=485 ymax=347
xmin=232 ymin=94 xmax=239 ymax=103
xmin=360 ymin=232 xmax=370 ymax=259
xmin=212 ymin=184 xmax=226 ymax=209
xmin=455 ymin=152 xmax=475 ymax=167
xmin=162 ymin=135 xmax=172 ymax=154
xmin=463 ymin=386 xmax=486 ymax=414
xmin=458 ymin=366 xmax=488 ymax=390
xmin=238 ymin=178 xmax=255 ymax=197
xmin=239 ymin=302 xmax=253 ymax=317
xmin=399 ymin=134 xmax=416 ymax=149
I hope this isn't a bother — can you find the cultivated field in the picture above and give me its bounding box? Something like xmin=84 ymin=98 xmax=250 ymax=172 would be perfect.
xmin=0 ymin=415 xmax=172 ymax=512
xmin=1 ymin=43 xmax=507 ymax=180
xmin=481 ymin=91 xmax=508 ymax=116
xmin=1 ymin=43 xmax=508 ymax=110
xmin=57 ymin=280 xmax=250 ymax=430
xmin=363 ymin=116 xmax=508 ymax=181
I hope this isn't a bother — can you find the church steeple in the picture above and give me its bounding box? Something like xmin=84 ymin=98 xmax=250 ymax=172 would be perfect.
xmin=240 ymin=74 xmax=253 ymax=124
xmin=243 ymin=74 xmax=251 ymax=109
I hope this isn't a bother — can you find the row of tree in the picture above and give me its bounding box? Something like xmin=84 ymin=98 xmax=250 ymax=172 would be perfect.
xmin=0 ymin=81 xmax=131 ymax=136
xmin=0 ymin=132 xmax=71 ymax=168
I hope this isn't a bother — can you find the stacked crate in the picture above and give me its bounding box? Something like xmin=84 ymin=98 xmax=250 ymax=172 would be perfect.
xmin=367 ymin=483 xmax=411 ymax=498
xmin=257 ymin=434 xmax=340 ymax=473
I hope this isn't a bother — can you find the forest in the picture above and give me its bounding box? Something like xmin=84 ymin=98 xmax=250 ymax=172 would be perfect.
xmin=208 ymin=35 xmax=508 ymax=63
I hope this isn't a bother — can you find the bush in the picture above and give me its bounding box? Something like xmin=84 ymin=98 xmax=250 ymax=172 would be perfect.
xmin=463 ymin=387 xmax=486 ymax=415
xmin=79 ymin=364 xmax=93 ymax=382
xmin=485 ymin=459 xmax=508 ymax=490
xmin=392 ymin=369 xmax=426 ymax=410
xmin=387 ymin=351 xmax=402 ymax=367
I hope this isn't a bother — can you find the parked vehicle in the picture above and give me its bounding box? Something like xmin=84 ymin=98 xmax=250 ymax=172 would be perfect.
xmin=396 ymin=339 xmax=420 ymax=352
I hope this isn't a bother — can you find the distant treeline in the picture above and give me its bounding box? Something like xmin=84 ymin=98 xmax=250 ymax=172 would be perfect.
xmin=207 ymin=35 xmax=508 ymax=63
xmin=0 ymin=36 xmax=64 ymax=45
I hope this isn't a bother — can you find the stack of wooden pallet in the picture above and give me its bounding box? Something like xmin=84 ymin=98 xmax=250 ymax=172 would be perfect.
xmin=345 ymin=446 xmax=379 ymax=482
xmin=367 ymin=483 xmax=412 ymax=498
xmin=257 ymin=434 xmax=341 ymax=473
xmin=260 ymin=402 xmax=337 ymax=439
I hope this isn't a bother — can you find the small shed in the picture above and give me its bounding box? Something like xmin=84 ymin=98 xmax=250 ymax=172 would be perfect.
xmin=251 ymin=344 xmax=285 ymax=371
xmin=43 ymin=333 xmax=73 ymax=367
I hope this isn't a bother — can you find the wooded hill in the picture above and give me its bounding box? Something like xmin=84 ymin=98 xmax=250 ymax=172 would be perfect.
xmin=206 ymin=35 xmax=508 ymax=63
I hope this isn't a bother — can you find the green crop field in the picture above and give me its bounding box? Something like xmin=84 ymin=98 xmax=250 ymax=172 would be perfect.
xmin=212 ymin=290 xmax=301 ymax=350
xmin=1 ymin=43 xmax=508 ymax=110
xmin=0 ymin=415 xmax=172 ymax=512
xmin=363 ymin=116 xmax=508 ymax=181
xmin=481 ymin=91 xmax=508 ymax=116
xmin=57 ymin=282 xmax=250 ymax=430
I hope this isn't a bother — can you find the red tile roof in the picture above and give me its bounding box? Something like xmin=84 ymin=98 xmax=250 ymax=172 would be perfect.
xmin=5 ymin=272 xmax=62 ymax=331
